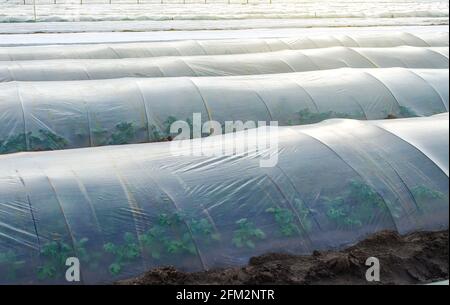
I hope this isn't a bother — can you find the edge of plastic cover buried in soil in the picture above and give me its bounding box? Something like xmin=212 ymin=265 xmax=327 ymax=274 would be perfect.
xmin=0 ymin=114 xmax=448 ymax=284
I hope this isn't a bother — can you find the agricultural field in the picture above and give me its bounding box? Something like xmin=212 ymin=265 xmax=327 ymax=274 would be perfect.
xmin=0 ymin=0 xmax=448 ymax=287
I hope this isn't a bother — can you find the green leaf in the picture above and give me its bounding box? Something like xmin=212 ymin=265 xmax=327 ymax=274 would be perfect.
xmin=109 ymin=263 xmax=122 ymax=276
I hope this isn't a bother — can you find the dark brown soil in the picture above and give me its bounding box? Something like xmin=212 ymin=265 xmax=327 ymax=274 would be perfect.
xmin=118 ymin=230 xmax=448 ymax=285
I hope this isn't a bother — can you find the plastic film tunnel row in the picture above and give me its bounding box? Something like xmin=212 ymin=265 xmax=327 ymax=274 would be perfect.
xmin=0 ymin=114 xmax=447 ymax=284
xmin=0 ymin=32 xmax=448 ymax=61
xmin=0 ymin=46 xmax=448 ymax=82
xmin=0 ymin=68 xmax=448 ymax=155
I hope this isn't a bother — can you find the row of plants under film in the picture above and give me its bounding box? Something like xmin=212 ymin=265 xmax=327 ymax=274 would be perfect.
xmin=0 ymin=177 xmax=446 ymax=284
xmin=0 ymin=105 xmax=423 ymax=155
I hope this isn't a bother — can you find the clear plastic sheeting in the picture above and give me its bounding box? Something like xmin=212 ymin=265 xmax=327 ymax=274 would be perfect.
xmin=0 ymin=47 xmax=448 ymax=82
xmin=0 ymin=68 xmax=448 ymax=155
xmin=0 ymin=32 xmax=448 ymax=61
xmin=373 ymin=113 xmax=449 ymax=177
xmin=0 ymin=114 xmax=447 ymax=284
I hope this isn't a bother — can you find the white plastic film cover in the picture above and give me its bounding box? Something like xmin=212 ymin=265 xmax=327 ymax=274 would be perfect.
xmin=0 ymin=32 xmax=447 ymax=61
xmin=0 ymin=114 xmax=447 ymax=284
xmin=0 ymin=68 xmax=447 ymax=155
xmin=0 ymin=47 xmax=448 ymax=82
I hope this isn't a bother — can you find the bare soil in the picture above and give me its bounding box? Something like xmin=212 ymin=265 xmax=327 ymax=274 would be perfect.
xmin=118 ymin=230 xmax=448 ymax=285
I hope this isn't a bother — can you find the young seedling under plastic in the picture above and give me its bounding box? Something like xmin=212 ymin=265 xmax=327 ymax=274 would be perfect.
xmin=190 ymin=218 xmax=221 ymax=242
xmin=37 ymin=237 xmax=89 ymax=280
xmin=139 ymin=212 xmax=201 ymax=260
xmin=103 ymin=233 xmax=140 ymax=276
xmin=232 ymin=218 xmax=266 ymax=249
xmin=411 ymin=185 xmax=447 ymax=213
xmin=0 ymin=130 xmax=68 ymax=154
xmin=266 ymin=207 xmax=300 ymax=237
xmin=323 ymin=180 xmax=390 ymax=230
xmin=109 ymin=122 xmax=136 ymax=145
xmin=0 ymin=250 xmax=25 ymax=281
xmin=297 ymin=108 xmax=365 ymax=125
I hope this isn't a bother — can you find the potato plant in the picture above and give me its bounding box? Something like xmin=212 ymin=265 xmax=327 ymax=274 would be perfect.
xmin=36 ymin=237 xmax=91 ymax=280
xmin=0 ymin=250 xmax=25 ymax=281
xmin=139 ymin=212 xmax=200 ymax=260
xmin=103 ymin=233 xmax=141 ymax=276
xmin=232 ymin=218 xmax=266 ymax=249
xmin=321 ymin=180 xmax=391 ymax=230
xmin=296 ymin=108 xmax=365 ymax=125
xmin=411 ymin=185 xmax=447 ymax=213
xmin=0 ymin=130 xmax=68 ymax=154
xmin=266 ymin=207 xmax=300 ymax=237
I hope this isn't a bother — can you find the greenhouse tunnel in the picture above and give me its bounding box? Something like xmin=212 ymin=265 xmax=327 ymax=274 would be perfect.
xmin=0 ymin=46 xmax=448 ymax=82
xmin=0 ymin=32 xmax=447 ymax=61
xmin=0 ymin=114 xmax=447 ymax=284
xmin=0 ymin=68 xmax=448 ymax=155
